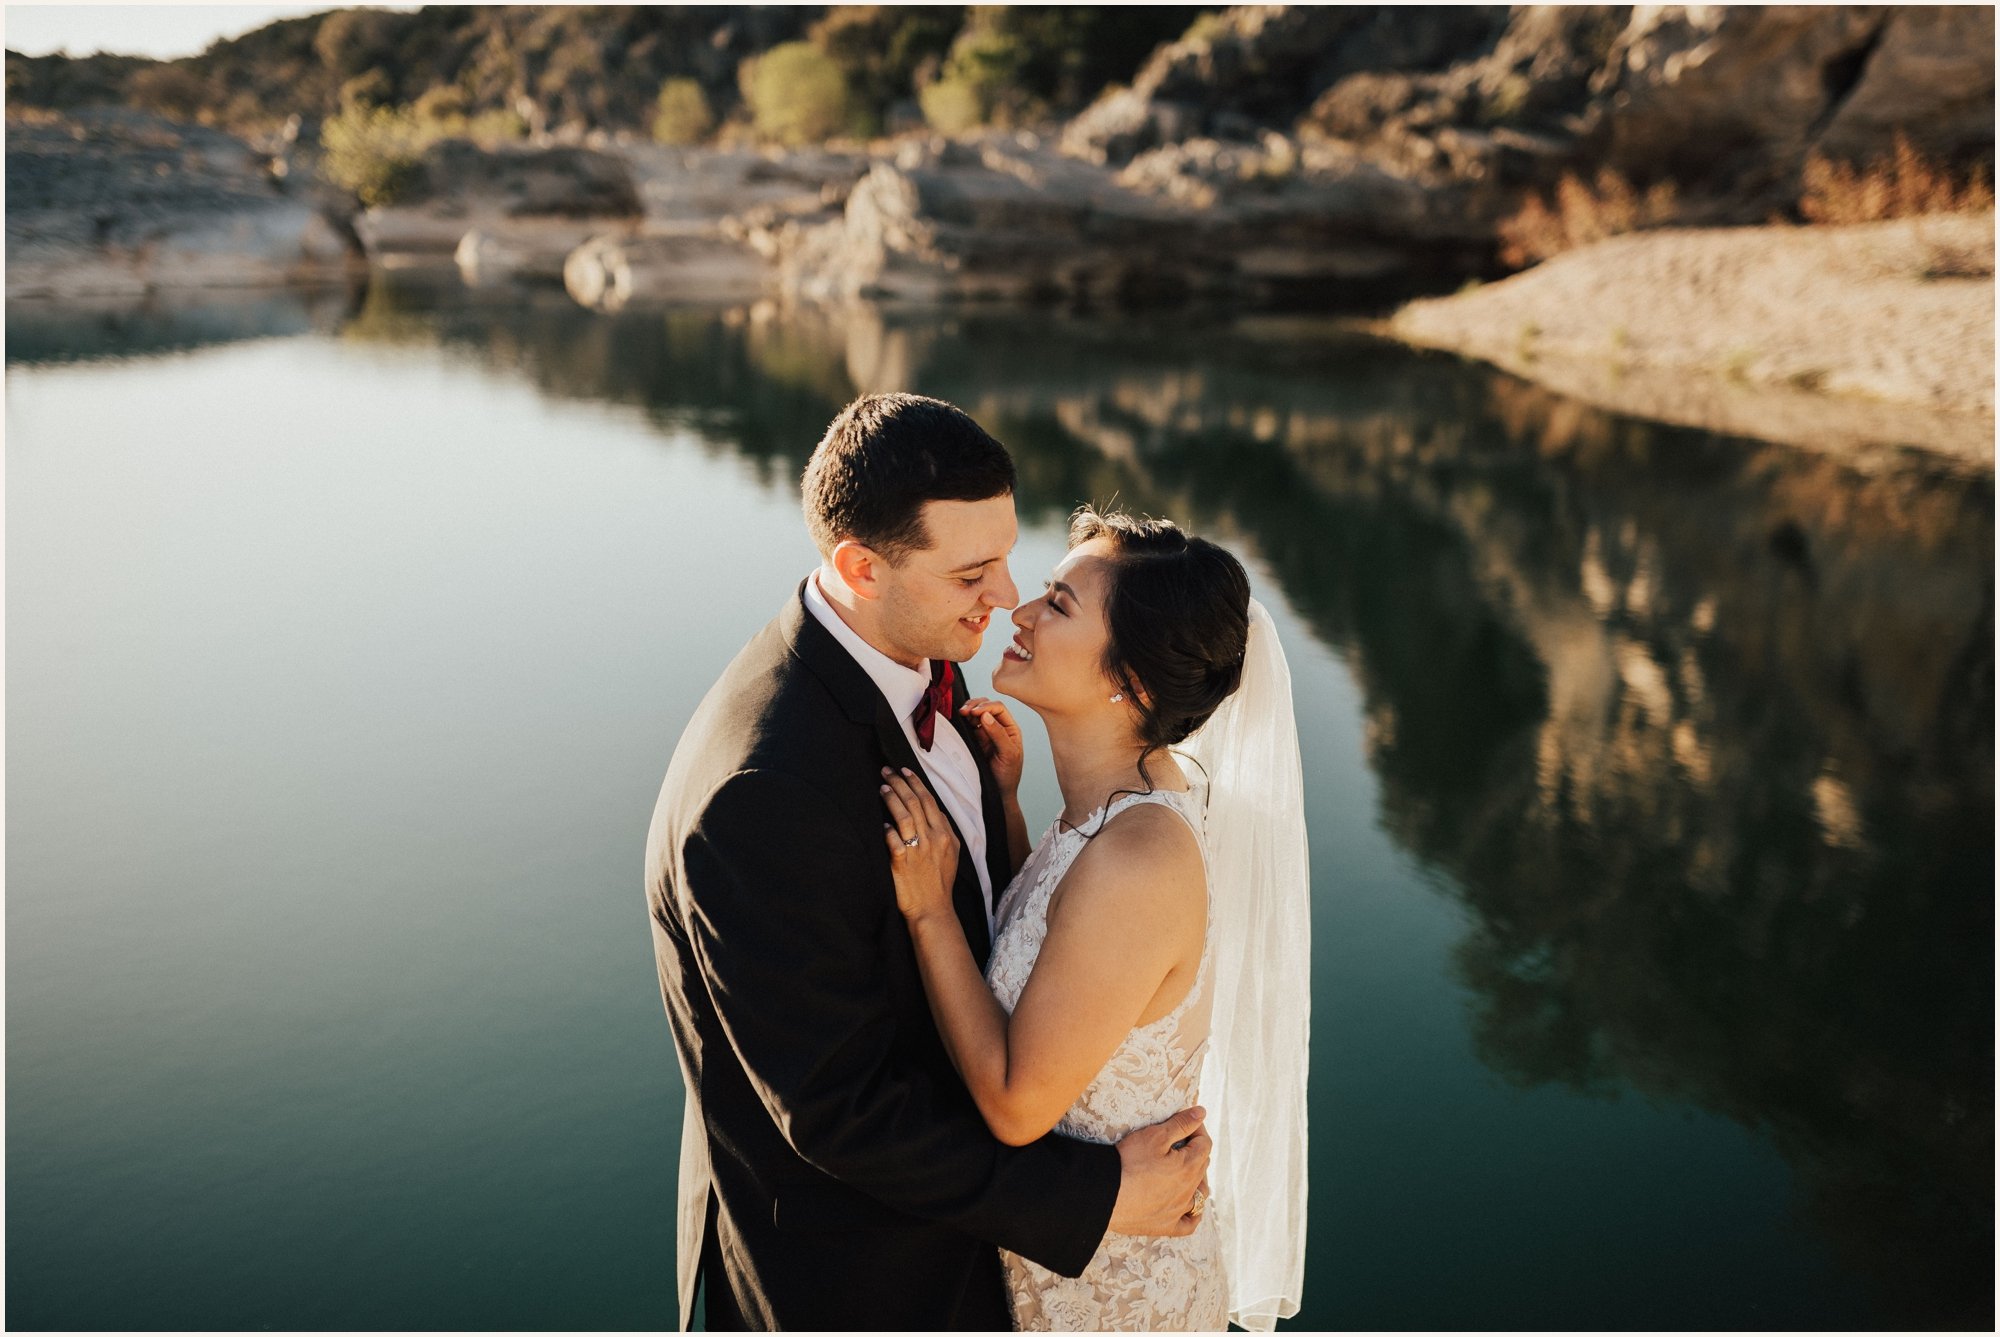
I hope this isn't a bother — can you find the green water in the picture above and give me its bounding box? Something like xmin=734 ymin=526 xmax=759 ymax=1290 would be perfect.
xmin=7 ymin=280 xmax=1991 ymax=1330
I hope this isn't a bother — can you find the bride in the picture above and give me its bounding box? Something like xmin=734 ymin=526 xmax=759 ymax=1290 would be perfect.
xmin=878 ymin=507 xmax=1310 ymax=1332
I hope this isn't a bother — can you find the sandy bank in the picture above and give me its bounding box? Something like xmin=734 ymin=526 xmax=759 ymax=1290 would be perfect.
xmin=1386 ymin=214 xmax=1996 ymax=469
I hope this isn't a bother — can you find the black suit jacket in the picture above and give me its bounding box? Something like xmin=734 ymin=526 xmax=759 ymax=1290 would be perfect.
xmin=645 ymin=582 xmax=1121 ymax=1330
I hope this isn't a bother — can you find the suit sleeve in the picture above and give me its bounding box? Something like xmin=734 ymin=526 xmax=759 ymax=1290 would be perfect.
xmin=681 ymin=766 xmax=1120 ymax=1276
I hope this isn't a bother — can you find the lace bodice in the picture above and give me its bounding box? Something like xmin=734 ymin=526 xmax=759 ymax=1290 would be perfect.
xmin=986 ymin=784 xmax=1216 ymax=1144
xmin=985 ymin=783 xmax=1227 ymax=1330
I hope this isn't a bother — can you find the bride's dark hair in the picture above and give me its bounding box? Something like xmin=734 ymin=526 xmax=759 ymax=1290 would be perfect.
xmin=1068 ymin=505 xmax=1251 ymax=809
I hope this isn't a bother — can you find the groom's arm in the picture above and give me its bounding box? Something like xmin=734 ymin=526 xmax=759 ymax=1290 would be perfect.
xmin=681 ymin=766 xmax=1118 ymax=1276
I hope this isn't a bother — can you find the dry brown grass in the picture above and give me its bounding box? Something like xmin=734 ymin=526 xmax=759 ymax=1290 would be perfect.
xmin=1800 ymin=133 xmax=1994 ymax=225
xmin=1497 ymin=168 xmax=1680 ymax=269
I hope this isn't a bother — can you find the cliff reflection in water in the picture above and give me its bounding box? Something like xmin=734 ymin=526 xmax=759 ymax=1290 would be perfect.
xmin=11 ymin=283 xmax=1988 ymax=1325
xmin=343 ymin=284 xmax=1989 ymax=1325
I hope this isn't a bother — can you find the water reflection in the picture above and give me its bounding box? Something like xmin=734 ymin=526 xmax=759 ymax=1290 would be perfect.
xmin=5 ymin=285 xmax=359 ymax=367
xmin=8 ymin=285 xmax=1991 ymax=1326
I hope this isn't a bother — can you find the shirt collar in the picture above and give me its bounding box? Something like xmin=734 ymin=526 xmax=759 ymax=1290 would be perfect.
xmin=802 ymin=571 xmax=934 ymax=721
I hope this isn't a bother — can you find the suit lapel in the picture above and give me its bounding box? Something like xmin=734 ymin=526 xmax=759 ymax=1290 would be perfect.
xmin=947 ymin=671 xmax=1014 ymax=908
xmin=785 ymin=586 xmax=992 ymax=964
xmin=873 ymin=706 xmax=992 ymax=966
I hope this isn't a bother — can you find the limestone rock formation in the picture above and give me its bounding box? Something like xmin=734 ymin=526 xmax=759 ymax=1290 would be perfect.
xmin=563 ymin=228 xmax=768 ymax=311
xmin=1585 ymin=6 xmax=1890 ymax=202
xmin=1814 ymin=5 xmax=1997 ymax=166
xmin=1072 ymin=5 xmax=1993 ymax=231
xmin=5 ymin=108 xmax=360 ymax=298
xmin=1061 ymin=6 xmax=1511 ymax=166
xmin=768 ymin=133 xmax=1485 ymax=306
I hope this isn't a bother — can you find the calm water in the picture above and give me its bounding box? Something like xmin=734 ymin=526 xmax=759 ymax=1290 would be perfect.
xmin=7 ymin=280 xmax=1992 ymax=1330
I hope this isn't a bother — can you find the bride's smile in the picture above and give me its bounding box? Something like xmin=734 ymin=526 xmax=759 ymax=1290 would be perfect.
xmin=992 ymin=542 xmax=1124 ymax=713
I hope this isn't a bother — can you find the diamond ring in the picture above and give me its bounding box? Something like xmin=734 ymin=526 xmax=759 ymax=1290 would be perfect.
xmin=903 ymin=835 xmax=921 ymax=848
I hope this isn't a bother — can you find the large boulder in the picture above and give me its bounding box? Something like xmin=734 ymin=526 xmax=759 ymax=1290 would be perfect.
xmin=5 ymin=108 xmax=360 ymax=298
xmin=1064 ymin=6 xmax=1511 ymax=165
xmin=775 ymin=134 xmax=1488 ymax=305
xmin=1585 ymin=6 xmax=1891 ymax=198
xmin=563 ymin=227 xmax=768 ymax=310
xmin=1814 ymin=5 xmax=1996 ymax=166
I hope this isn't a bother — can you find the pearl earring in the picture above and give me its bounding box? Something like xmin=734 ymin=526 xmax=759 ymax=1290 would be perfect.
xmin=1109 ymin=692 xmax=1124 ymax=703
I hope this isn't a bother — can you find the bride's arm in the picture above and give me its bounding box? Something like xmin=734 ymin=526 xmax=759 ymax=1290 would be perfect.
xmin=883 ymin=770 xmax=1204 ymax=1147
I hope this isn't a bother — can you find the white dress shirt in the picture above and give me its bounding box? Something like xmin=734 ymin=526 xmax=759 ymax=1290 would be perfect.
xmin=803 ymin=572 xmax=995 ymax=930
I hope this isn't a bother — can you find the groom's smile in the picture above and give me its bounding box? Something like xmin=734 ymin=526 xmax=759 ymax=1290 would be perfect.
xmin=876 ymin=493 xmax=1020 ymax=665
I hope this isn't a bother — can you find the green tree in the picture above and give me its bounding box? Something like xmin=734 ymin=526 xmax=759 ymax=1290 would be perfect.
xmin=319 ymin=101 xmax=430 ymax=205
xmin=740 ymin=41 xmax=854 ymax=145
xmin=809 ymin=6 xmax=962 ymax=136
xmin=651 ymin=77 xmax=713 ymax=145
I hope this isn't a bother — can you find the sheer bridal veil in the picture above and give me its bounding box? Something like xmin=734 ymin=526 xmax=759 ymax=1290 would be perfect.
xmin=1179 ymin=597 xmax=1309 ymax=1331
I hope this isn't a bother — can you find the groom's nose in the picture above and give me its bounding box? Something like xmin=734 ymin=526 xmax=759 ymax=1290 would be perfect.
xmin=982 ymin=564 xmax=1019 ymax=610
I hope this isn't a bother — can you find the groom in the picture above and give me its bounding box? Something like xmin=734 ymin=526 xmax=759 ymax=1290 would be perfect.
xmin=645 ymin=393 xmax=1211 ymax=1330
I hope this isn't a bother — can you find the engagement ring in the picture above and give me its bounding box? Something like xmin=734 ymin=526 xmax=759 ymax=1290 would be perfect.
xmin=903 ymin=836 xmax=921 ymax=848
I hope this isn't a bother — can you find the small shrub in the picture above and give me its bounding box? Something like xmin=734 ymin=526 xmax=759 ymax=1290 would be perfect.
xmin=652 ymin=78 xmax=713 ymax=146
xmin=1497 ymin=168 xmax=1680 ymax=268
xmin=918 ymin=76 xmax=984 ymax=135
xmin=318 ymin=97 xmax=522 ymax=207
xmin=917 ymin=16 xmax=1043 ymax=135
xmin=742 ymin=41 xmax=854 ymax=146
xmin=320 ymin=102 xmax=429 ymax=206
xmin=1800 ymin=133 xmax=1995 ymax=224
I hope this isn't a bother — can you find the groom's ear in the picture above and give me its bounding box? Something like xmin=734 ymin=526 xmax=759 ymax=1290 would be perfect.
xmin=831 ymin=540 xmax=886 ymax=600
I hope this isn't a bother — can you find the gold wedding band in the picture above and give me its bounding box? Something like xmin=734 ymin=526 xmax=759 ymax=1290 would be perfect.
xmin=1190 ymin=1188 xmax=1207 ymax=1215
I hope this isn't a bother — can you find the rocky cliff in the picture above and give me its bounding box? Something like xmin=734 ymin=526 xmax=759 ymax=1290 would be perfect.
xmin=756 ymin=5 xmax=1993 ymax=305
xmin=6 ymin=108 xmax=360 ymax=298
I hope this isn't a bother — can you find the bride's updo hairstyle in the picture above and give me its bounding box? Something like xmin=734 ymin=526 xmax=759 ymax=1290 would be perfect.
xmin=1070 ymin=505 xmax=1251 ymax=768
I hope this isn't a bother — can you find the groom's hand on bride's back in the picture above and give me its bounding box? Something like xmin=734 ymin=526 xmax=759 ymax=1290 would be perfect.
xmin=1107 ymin=1105 xmax=1211 ymax=1237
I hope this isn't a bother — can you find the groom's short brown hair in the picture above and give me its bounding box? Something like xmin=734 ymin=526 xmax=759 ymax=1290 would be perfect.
xmin=801 ymin=393 xmax=1016 ymax=562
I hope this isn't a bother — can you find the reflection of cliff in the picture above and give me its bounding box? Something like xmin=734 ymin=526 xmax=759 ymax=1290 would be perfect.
xmin=960 ymin=336 xmax=1994 ymax=1328
xmin=330 ymin=293 xmax=1991 ymax=1326
xmin=5 ymin=285 xmax=357 ymax=366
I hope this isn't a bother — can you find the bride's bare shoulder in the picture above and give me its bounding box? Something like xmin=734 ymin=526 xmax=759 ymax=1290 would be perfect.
xmin=1056 ymin=799 xmax=1205 ymax=922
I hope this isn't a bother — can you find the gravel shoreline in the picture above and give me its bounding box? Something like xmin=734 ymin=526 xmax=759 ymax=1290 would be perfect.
xmin=1385 ymin=213 xmax=1996 ymax=470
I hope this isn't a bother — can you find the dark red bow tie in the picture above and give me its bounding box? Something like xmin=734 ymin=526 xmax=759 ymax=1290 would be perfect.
xmin=912 ymin=659 xmax=955 ymax=751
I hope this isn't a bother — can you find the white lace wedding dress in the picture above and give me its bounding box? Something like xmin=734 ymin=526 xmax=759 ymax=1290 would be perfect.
xmin=985 ymin=785 xmax=1230 ymax=1332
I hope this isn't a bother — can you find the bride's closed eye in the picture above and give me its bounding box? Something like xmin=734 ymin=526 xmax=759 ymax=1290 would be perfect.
xmin=1042 ymin=582 xmax=1070 ymax=615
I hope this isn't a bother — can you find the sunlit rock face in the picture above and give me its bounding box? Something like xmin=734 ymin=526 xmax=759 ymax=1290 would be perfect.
xmin=5 ymin=108 xmax=360 ymax=298
xmin=1078 ymin=5 xmax=1993 ymax=229
xmin=770 ymin=136 xmax=1489 ymax=306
